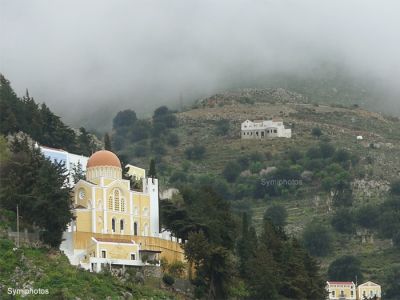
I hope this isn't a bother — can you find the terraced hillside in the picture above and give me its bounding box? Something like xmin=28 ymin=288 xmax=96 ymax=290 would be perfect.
xmin=124 ymin=89 xmax=400 ymax=285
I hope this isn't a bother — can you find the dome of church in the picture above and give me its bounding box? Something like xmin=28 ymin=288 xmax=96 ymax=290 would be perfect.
xmin=87 ymin=150 xmax=121 ymax=168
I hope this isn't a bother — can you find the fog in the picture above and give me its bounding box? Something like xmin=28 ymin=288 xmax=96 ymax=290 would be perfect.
xmin=1 ymin=0 xmax=400 ymax=130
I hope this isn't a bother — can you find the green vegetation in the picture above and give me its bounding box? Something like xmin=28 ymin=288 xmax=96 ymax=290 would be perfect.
xmin=162 ymin=186 xmax=326 ymax=299
xmin=302 ymin=222 xmax=333 ymax=257
xmin=0 ymin=138 xmax=72 ymax=247
xmin=263 ymin=204 xmax=288 ymax=228
xmin=0 ymin=74 xmax=97 ymax=155
xmin=0 ymin=239 xmax=176 ymax=299
xmin=327 ymin=255 xmax=364 ymax=282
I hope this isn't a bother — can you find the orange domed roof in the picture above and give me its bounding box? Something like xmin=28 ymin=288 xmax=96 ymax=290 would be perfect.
xmin=87 ymin=150 xmax=121 ymax=168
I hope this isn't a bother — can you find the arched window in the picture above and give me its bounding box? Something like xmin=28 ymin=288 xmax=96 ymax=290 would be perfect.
xmin=120 ymin=198 xmax=125 ymax=212
xmin=114 ymin=189 xmax=120 ymax=211
xmin=134 ymin=222 xmax=138 ymax=236
xmin=120 ymin=219 xmax=124 ymax=232
xmin=108 ymin=195 xmax=113 ymax=210
xmin=112 ymin=218 xmax=116 ymax=232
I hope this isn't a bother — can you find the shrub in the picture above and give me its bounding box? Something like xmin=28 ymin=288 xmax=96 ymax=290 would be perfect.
xmin=302 ymin=222 xmax=333 ymax=257
xmin=134 ymin=144 xmax=148 ymax=157
xmin=355 ymin=205 xmax=379 ymax=229
xmin=319 ymin=143 xmax=335 ymax=158
xmin=288 ymin=149 xmax=303 ymax=163
xmin=215 ymin=119 xmax=230 ymax=136
xmin=393 ymin=232 xmax=400 ymax=248
xmin=168 ymin=260 xmax=186 ymax=278
xmin=390 ymin=179 xmax=400 ymax=195
xmin=264 ymin=204 xmax=288 ymax=228
xmin=331 ymin=208 xmax=354 ymax=233
xmin=328 ymin=255 xmax=364 ymax=283
xmin=306 ymin=147 xmax=321 ymax=159
xmin=185 ymin=145 xmax=206 ymax=160
xmin=166 ymin=133 xmax=180 ymax=147
xmin=223 ymin=161 xmax=241 ymax=182
xmin=311 ymin=127 xmax=322 ymax=138
xmin=162 ymin=273 xmax=175 ymax=286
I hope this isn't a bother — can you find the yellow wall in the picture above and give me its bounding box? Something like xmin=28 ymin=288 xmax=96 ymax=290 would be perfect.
xmin=75 ymin=210 xmax=92 ymax=232
xmin=97 ymin=243 xmax=139 ymax=260
xmin=126 ymin=164 xmax=146 ymax=180
xmin=328 ymin=286 xmax=355 ymax=299
xmin=358 ymin=286 xmax=381 ymax=299
xmin=73 ymin=232 xmax=184 ymax=263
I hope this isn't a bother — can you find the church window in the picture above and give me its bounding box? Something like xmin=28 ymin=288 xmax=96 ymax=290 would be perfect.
xmin=120 ymin=219 xmax=124 ymax=232
xmin=112 ymin=218 xmax=116 ymax=232
xmin=144 ymin=223 xmax=149 ymax=236
xmin=120 ymin=198 xmax=125 ymax=212
xmin=134 ymin=222 xmax=138 ymax=236
xmin=114 ymin=189 xmax=120 ymax=211
xmin=108 ymin=195 xmax=113 ymax=210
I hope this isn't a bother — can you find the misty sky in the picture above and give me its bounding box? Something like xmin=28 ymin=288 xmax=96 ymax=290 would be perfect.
xmin=1 ymin=0 xmax=400 ymax=129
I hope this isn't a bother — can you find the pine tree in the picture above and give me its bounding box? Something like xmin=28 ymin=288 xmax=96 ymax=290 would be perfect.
xmin=0 ymin=138 xmax=73 ymax=247
xmin=71 ymin=161 xmax=85 ymax=184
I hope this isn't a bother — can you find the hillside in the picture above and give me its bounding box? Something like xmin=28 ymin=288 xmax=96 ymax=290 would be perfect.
xmin=0 ymin=237 xmax=177 ymax=300
xmin=122 ymin=88 xmax=400 ymax=288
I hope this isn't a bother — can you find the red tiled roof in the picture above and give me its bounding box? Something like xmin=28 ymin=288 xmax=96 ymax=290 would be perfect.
xmin=327 ymin=281 xmax=354 ymax=285
xmin=87 ymin=150 xmax=121 ymax=168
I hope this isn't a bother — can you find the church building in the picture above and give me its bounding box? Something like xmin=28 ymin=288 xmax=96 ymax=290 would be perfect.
xmin=60 ymin=150 xmax=184 ymax=272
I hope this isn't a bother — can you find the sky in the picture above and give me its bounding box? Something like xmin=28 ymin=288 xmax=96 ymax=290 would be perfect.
xmin=1 ymin=0 xmax=400 ymax=129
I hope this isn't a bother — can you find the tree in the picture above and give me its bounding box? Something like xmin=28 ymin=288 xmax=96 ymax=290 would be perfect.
xmin=112 ymin=109 xmax=137 ymax=130
xmin=76 ymin=127 xmax=94 ymax=156
xmin=130 ymin=119 xmax=150 ymax=142
xmin=264 ymin=204 xmax=288 ymax=228
xmin=288 ymin=149 xmax=303 ymax=163
xmin=328 ymin=255 xmax=364 ymax=283
xmin=32 ymin=159 xmax=73 ymax=247
xmin=166 ymin=133 xmax=180 ymax=147
xmin=0 ymin=135 xmax=10 ymax=163
xmin=104 ymin=133 xmax=112 ymax=150
xmin=237 ymin=213 xmax=258 ymax=278
xmin=311 ymin=127 xmax=322 ymax=139
xmin=384 ymin=264 xmax=400 ymax=299
xmin=215 ymin=119 xmax=230 ymax=136
xmin=331 ymin=208 xmax=354 ymax=233
xmin=185 ymin=145 xmax=206 ymax=160
xmin=71 ymin=161 xmax=85 ymax=184
xmin=355 ymin=205 xmax=379 ymax=229
xmin=222 ymin=161 xmax=241 ymax=183
xmin=148 ymin=159 xmax=156 ymax=179
xmin=390 ymin=179 xmax=400 ymax=195
xmin=319 ymin=142 xmax=335 ymax=158
xmin=0 ymin=138 xmax=73 ymax=247
xmin=302 ymin=222 xmax=333 ymax=256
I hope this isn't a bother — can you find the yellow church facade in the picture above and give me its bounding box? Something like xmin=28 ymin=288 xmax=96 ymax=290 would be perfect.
xmin=60 ymin=150 xmax=185 ymax=272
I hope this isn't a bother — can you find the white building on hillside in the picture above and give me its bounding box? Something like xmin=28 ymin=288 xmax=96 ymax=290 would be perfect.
xmin=39 ymin=145 xmax=89 ymax=186
xmin=241 ymin=119 xmax=292 ymax=139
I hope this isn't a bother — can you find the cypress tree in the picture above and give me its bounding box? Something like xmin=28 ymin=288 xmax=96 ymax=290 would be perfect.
xmin=148 ymin=159 xmax=156 ymax=178
xmin=104 ymin=132 xmax=112 ymax=150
